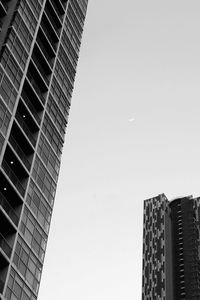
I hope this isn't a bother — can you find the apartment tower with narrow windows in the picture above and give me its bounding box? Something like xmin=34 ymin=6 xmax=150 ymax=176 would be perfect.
xmin=0 ymin=0 xmax=88 ymax=299
xmin=142 ymin=194 xmax=200 ymax=300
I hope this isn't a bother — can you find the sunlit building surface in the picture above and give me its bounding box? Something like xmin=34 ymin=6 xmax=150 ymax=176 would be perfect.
xmin=0 ymin=0 xmax=88 ymax=299
xmin=142 ymin=194 xmax=200 ymax=300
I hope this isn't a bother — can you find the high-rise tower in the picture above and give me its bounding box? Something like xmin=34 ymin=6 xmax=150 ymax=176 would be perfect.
xmin=0 ymin=1 xmax=88 ymax=299
xmin=142 ymin=194 xmax=200 ymax=300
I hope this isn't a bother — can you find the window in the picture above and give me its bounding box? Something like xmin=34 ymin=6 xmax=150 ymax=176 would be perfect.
xmin=61 ymin=29 xmax=78 ymax=68
xmin=1 ymin=47 xmax=23 ymax=90
xmin=67 ymin=4 xmax=83 ymax=39
xmin=0 ymin=98 xmax=11 ymax=136
xmin=5 ymin=268 xmax=37 ymax=300
xmin=58 ymin=44 xmax=76 ymax=82
xmin=46 ymin=95 xmax=67 ymax=138
xmin=32 ymin=155 xmax=56 ymax=204
xmin=0 ymin=132 xmax=4 ymax=154
xmin=0 ymin=65 xmax=17 ymax=111
xmin=42 ymin=113 xmax=64 ymax=157
xmin=26 ymin=180 xmax=52 ymax=232
xmin=20 ymin=207 xmax=47 ymax=261
xmin=37 ymin=134 xmax=60 ymax=181
xmin=54 ymin=55 xmax=74 ymax=98
xmin=13 ymin=237 xmax=42 ymax=294
xmin=27 ymin=0 xmax=43 ymax=19
xmin=70 ymin=0 xmax=85 ymax=26
xmin=6 ymin=28 xmax=28 ymax=70
xmin=64 ymin=18 xmax=81 ymax=53
xmin=12 ymin=12 xmax=33 ymax=52
xmin=50 ymin=77 xmax=70 ymax=117
xmin=18 ymin=0 xmax=37 ymax=35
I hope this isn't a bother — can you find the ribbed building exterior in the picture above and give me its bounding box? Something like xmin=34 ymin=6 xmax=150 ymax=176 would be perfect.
xmin=0 ymin=1 xmax=88 ymax=299
xmin=142 ymin=194 xmax=200 ymax=300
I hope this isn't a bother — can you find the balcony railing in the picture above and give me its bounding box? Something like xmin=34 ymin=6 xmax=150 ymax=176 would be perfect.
xmin=27 ymin=72 xmax=46 ymax=105
xmin=15 ymin=112 xmax=37 ymax=147
xmin=9 ymin=135 xmax=31 ymax=171
xmin=0 ymin=233 xmax=12 ymax=258
xmin=21 ymin=92 xmax=41 ymax=125
xmin=0 ymin=191 xmax=19 ymax=226
xmin=2 ymin=160 xmax=25 ymax=197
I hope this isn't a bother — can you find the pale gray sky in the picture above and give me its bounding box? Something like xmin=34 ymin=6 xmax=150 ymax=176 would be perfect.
xmin=38 ymin=1 xmax=200 ymax=299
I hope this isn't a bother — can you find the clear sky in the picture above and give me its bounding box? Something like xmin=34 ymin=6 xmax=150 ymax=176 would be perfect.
xmin=38 ymin=1 xmax=200 ymax=299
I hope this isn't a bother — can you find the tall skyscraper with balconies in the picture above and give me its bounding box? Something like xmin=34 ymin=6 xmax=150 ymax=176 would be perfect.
xmin=0 ymin=1 xmax=88 ymax=299
xmin=142 ymin=194 xmax=200 ymax=300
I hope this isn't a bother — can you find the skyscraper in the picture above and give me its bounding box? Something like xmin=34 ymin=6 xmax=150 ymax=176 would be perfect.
xmin=0 ymin=0 xmax=88 ymax=299
xmin=142 ymin=194 xmax=200 ymax=300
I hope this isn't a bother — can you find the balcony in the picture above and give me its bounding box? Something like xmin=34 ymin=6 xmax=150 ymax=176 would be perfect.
xmin=0 ymin=211 xmax=16 ymax=259
xmin=48 ymin=0 xmax=63 ymax=26
xmin=29 ymin=60 xmax=49 ymax=92
xmin=0 ymin=171 xmax=22 ymax=226
xmin=0 ymin=170 xmax=23 ymax=203
xmin=15 ymin=112 xmax=37 ymax=147
xmin=45 ymin=4 xmax=62 ymax=31
xmin=31 ymin=53 xmax=50 ymax=86
xmin=27 ymin=61 xmax=48 ymax=95
xmin=3 ymin=144 xmax=29 ymax=178
xmin=21 ymin=91 xmax=42 ymax=125
xmin=35 ymin=39 xmax=54 ymax=69
xmin=37 ymin=26 xmax=56 ymax=56
xmin=0 ymin=191 xmax=19 ymax=226
xmin=9 ymin=135 xmax=31 ymax=171
xmin=0 ymin=278 xmax=4 ymax=293
xmin=0 ymin=251 xmax=9 ymax=294
xmin=16 ymin=100 xmax=39 ymax=137
xmin=1 ymin=160 xmax=26 ymax=197
xmin=42 ymin=13 xmax=59 ymax=44
xmin=26 ymin=72 xmax=46 ymax=106
xmin=10 ymin=122 xmax=35 ymax=160
xmin=50 ymin=0 xmax=65 ymax=15
xmin=0 ymin=2 xmax=7 ymax=17
xmin=0 ymin=19 xmax=3 ymax=33
xmin=23 ymin=78 xmax=45 ymax=112
xmin=40 ymin=22 xmax=57 ymax=51
xmin=60 ymin=0 xmax=68 ymax=8
xmin=0 ymin=234 xmax=12 ymax=259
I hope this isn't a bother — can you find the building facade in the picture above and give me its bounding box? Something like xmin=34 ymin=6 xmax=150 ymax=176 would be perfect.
xmin=0 ymin=0 xmax=88 ymax=299
xmin=142 ymin=194 xmax=200 ymax=300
